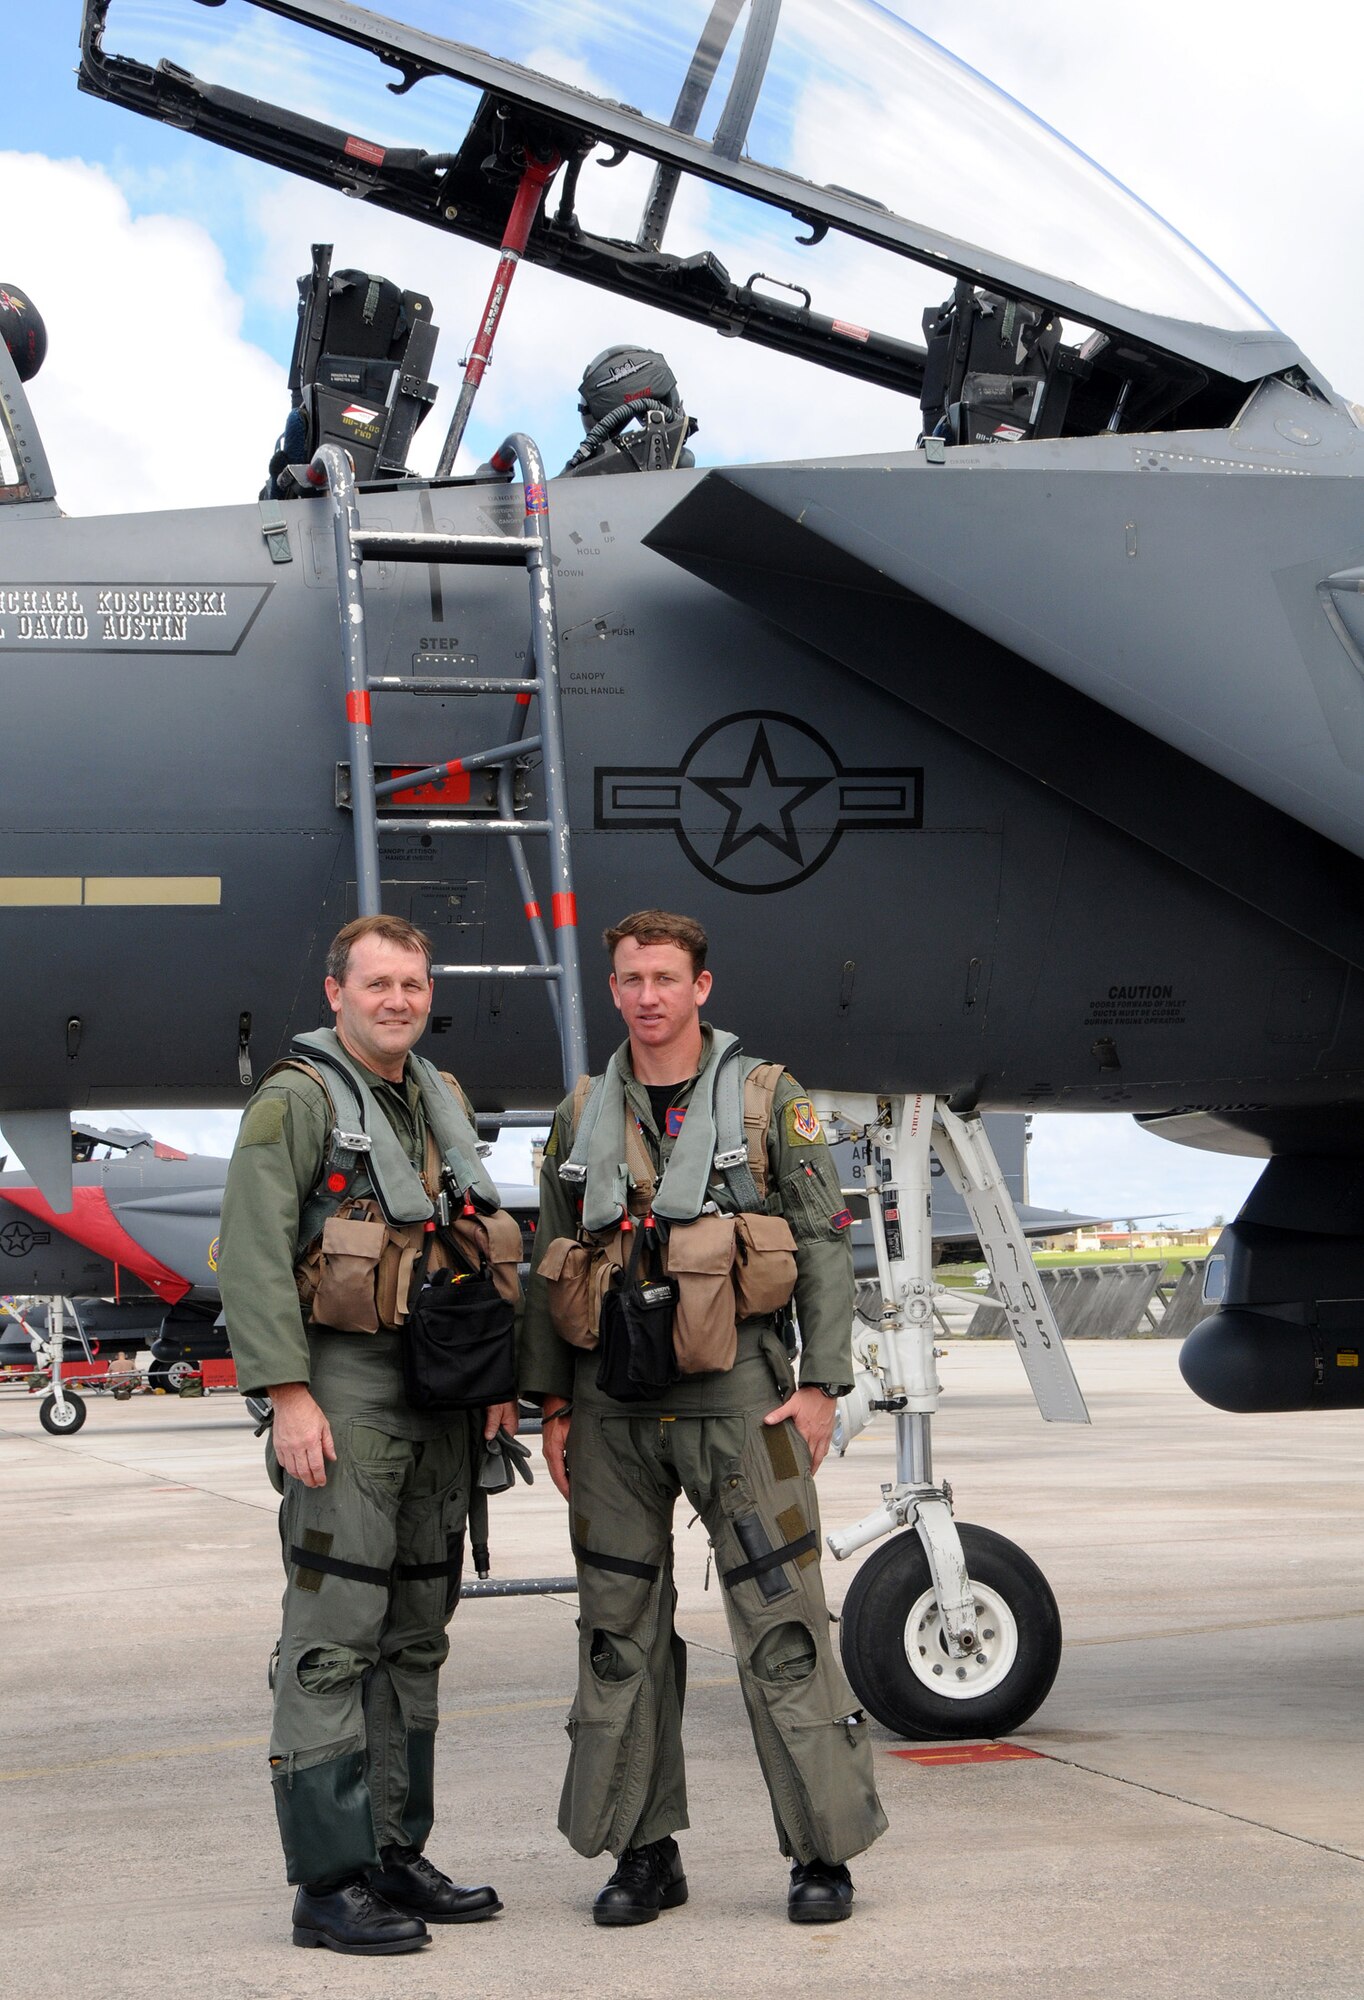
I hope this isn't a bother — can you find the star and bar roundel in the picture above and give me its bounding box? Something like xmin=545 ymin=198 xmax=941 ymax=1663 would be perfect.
xmin=594 ymin=710 xmax=922 ymax=894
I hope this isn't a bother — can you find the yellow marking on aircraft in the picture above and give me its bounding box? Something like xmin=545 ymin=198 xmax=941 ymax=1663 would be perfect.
xmin=83 ymin=875 xmax=221 ymax=906
xmin=0 ymin=875 xmax=221 ymax=906
xmin=0 ymin=876 xmax=82 ymax=905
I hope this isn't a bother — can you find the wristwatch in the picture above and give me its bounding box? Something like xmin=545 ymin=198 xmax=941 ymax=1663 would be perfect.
xmin=805 ymin=1382 xmax=850 ymax=1400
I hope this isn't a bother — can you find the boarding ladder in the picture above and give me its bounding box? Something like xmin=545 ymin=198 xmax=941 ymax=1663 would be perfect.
xmin=310 ymin=436 xmax=587 ymax=1093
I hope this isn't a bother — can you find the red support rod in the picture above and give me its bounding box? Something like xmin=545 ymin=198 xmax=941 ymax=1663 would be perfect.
xmin=435 ymin=151 xmax=560 ymax=477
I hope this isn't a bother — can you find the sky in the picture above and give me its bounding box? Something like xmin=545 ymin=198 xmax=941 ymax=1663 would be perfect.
xmin=4 ymin=0 xmax=1360 ymax=1218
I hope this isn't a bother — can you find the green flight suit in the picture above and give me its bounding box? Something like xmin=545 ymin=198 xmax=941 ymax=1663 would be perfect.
xmin=520 ymin=1029 xmax=888 ymax=1865
xmin=219 ymin=1059 xmax=483 ymax=1888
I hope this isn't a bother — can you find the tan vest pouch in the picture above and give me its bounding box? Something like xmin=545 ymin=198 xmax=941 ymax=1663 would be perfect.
xmin=540 ymin=1236 xmax=598 ymax=1350
xmin=312 ymin=1213 xmax=388 ymax=1333
xmin=451 ymin=1208 xmax=524 ymax=1305
xmin=375 ymin=1221 xmax=425 ymax=1328
xmin=733 ymin=1211 xmax=798 ymax=1318
xmin=665 ymin=1214 xmax=738 ymax=1375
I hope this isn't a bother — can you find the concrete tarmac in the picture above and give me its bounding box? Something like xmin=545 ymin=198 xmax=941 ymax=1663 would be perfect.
xmin=3 ymin=1341 xmax=1363 ymax=1999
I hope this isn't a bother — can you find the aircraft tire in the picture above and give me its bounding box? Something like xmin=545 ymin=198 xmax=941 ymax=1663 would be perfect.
xmin=839 ymin=1522 xmax=1061 ymax=1740
xmin=38 ymin=1390 xmax=87 ymax=1436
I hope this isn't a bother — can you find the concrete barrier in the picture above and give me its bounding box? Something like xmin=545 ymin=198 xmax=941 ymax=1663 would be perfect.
xmin=1151 ymin=1258 xmax=1209 ymax=1341
xmin=964 ymin=1261 xmax=1166 ymax=1339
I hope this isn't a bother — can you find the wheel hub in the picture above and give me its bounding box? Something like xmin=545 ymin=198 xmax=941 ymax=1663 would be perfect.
xmin=903 ymin=1579 xmax=1019 ymax=1698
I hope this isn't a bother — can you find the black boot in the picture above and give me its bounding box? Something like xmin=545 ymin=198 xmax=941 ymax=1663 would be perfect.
xmin=291 ymin=1877 xmax=429 ymax=1954
xmin=369 ymin=1844 xmax=503 ymax=1924
xmin=593 ymin=1836 xmax=689 ymax=1927
xmin=788 ymin=1858 xmax=855 ymax=1923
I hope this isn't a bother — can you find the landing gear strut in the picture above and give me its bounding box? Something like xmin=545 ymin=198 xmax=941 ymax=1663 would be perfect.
xmin=812 ymin=1094 xmax=1088 ymax=1741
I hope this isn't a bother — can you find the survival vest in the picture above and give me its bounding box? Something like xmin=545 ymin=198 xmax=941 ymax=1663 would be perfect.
xmin=265 ymin=1028 xmax=520 ymax=1333
xmin=540 ymin=1032 xmax=798 ymax=1375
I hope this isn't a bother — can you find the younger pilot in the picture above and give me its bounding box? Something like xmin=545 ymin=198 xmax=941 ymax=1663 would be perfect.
xmin=521 ymin=908 xmax=887 ymax=1924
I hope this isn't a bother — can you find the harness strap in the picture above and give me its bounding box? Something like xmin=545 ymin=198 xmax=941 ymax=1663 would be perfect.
xmin=290 ymin=1545 xmax=391 ymax=1588
xmin=571 ymin=1537 xmax=660 ymax=1583
xmin=715 ymin=1046 xmax=762 ymax=1211
xmin=720 ymin=1529 xmax=818 ymax=1589
xmin=291 ymin=1545 xmax=465 ymax=1586
xmin=742 ymin=1062 xmax=783 ymax=1204
xmin=394 ymin=1552 xmax=464 ymax=1582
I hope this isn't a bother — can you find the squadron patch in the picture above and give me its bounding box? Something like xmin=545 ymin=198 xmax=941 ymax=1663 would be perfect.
xmin=666 ymin=1106 xmax=687 ymax=1138
xmin=830 ymin=1209 xmax=853 ymax=1233
xmin=785 ymin=1098 xmax=823 ymax=1145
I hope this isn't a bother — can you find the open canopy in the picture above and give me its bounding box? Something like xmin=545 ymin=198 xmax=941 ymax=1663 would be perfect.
xmin=79 ymin=1 xmax=1316 ymax=409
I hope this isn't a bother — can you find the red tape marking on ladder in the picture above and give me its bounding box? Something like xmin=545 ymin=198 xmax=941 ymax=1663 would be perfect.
xmin=524 ymin=900 xmax=541 ymax=919
xmin=890 ymin=1743 xmax=1045 ymax=1766
xmin=552 ymin=892 xmax=577 ymax=928
xmin=346 ymin=691 xmax=372 ymax=725
xmin=515 ymin=691 xmax=532 ymax=707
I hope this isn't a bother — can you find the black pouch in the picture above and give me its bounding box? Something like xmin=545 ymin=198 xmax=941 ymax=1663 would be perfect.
xmin=595 ymin=1219 xmax=680 ymax=1404
xmin=403 ymin=1264 xmax=516 ymax=1413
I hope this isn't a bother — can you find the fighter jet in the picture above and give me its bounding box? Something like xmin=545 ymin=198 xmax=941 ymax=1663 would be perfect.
xmin=3 ymin=0 xmax=1356 ymax=1735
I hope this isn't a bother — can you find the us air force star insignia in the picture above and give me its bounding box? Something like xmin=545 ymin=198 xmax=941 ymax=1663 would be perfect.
xmin=0 ymin=1219 xmax=50 ymax=1257
xmin=594 ymin=710 xmax=922 ymax=893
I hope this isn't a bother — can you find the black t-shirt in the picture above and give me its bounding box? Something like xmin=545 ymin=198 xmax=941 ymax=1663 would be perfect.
xmin=644 ymin=1079 xmax=693 ymax=1137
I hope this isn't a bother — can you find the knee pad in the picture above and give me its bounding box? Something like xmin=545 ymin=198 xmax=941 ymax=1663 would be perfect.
xmin=752 ymin=1621 xmax=817 ymax=1685
xmin=590 ymin=1630 xmax=644 ymax=1683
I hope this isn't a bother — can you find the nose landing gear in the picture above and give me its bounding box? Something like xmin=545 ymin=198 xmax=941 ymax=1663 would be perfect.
xmin=813 ymin=1093 xmax=1086 ymax=1741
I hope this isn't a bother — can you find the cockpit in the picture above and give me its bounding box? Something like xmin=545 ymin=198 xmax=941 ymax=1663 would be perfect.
xmin=74 ymin=0 xmax=1333 ymax=465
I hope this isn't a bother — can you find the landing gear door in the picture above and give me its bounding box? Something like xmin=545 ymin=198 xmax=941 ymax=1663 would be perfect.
xmin=933 ymin=1102 xmax=1090 ymax=1424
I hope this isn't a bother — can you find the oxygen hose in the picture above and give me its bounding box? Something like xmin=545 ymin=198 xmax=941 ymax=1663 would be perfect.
xmin=562 ymin=398 xmax=684 ymax=472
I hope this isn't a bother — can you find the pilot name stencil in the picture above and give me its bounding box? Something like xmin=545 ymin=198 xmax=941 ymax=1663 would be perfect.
xmin=596 ymin=710 xmax=922 ymax=893
xmin=0 ymin=584 xmax=267 ymax=652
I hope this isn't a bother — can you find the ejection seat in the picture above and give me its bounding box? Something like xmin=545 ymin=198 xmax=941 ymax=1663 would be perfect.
xmin=919 ymin=282 xmax=1078 ymax=446
xmin=262 ymin=244 xmax=440 ymax=499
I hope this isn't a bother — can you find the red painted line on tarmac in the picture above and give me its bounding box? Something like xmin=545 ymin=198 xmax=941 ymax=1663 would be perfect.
xmin=890 ymin=1742 xmax=1046 ymax=1766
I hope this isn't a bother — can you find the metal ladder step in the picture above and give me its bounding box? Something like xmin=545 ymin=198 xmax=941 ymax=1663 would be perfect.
xmin=312 ymin=436 xmax=587 ymax=1089
xmin=368 ymin=675 xmax=542 ymax=696
xmin=351 ymin=530 xmax=539 ymax=565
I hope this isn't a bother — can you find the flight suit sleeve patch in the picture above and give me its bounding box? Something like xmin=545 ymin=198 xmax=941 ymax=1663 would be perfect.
xmin=239 ymin=1097 xmax=287 ymax=1148
xmin=784 ymin=1098 xmax=823 ymax=1145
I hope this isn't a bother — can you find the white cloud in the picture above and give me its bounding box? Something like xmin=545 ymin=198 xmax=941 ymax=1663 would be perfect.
xmin=4 ymin=152 xmax=286 ymax=515
xmin=1027 ymin=1114 xmax=1261 ymax=1228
